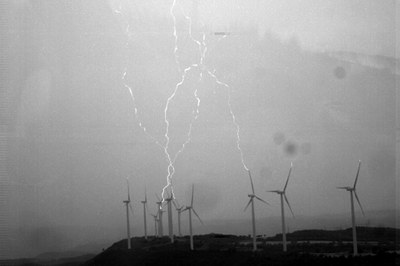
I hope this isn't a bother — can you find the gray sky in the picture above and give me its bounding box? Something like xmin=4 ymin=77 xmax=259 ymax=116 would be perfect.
xmin=1 ymin=0 xmax=398 ymax=259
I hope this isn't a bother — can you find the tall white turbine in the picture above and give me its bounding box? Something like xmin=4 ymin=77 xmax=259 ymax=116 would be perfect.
xmin=244 ymin=170 xmax=269 ymax=252
xmin=155 ymin=194 xmax=164 ymax=237
xmin=267 ymin=163 xmax=295 ymax=252
xmin=337 ymin=160 xmax=365 ymax=256
xmin=174 ymin=201 xmax=185 ymax=237
xmin=123 ymin=178 xmax=133 ymax=249
xmin=164 ymin=192 xmax=175 ymax=243
xmin=183 ymin=184 xmax=203 ymax=250
xmin=140 ymin=188 xmax=148 ymax=240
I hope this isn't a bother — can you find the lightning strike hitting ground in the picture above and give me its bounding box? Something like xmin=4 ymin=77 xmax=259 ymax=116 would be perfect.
xmin=161 ymin=0 xmax=203 ymax=201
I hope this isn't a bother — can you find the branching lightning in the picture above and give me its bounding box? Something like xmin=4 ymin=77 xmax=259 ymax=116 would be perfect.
xmin=161 ymin=0 xmax=249 ymax=201
xmin=114 ymin=5 xmax=163 ymax=149
xmin=206 ymin=69 xmax=249 ymax=171
xmin=161 ymin=0 xmax=204 ymax=201
xmin=115 ymin=0 xmax=250 ymax=203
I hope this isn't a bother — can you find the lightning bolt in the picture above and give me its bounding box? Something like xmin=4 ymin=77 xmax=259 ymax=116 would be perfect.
xmin=161 ymin=0 xmax=202 ymax=201
xmin=115 ymin=1 xmax=249 ymax=203
xmin=180 ymin=1 xmax=249 ymax=171
xmin=161 ymin=0 xmax=249 ymax=201
xmin=206 ymin=69 xmax=249 ymax=171
xmin=114 ymin=4 xmax=163 ymax=149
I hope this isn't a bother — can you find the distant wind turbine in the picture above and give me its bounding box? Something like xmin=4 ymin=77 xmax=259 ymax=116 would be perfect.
xmin=174 ymin=201 xmax=185 ymax=237
xmin=337 ymin=160 xmax=365 ymax=256
xmin=123 ymin=178 xmax=133 ymax=249
xmin=155 ymin=194 xmax=164 ymax=237
xmin=164 ymin=191 xmax=175 ymax=243
xmin=244 ymin=170 xmax=269 ymax=252
xmin=150 ymin=213 xmax=158 ymax=237
xmin=267 ymin=163 xmax=295 ymax=252
xmin=140 ymin=188 xmax=148 ymax=240
xmin=183 ymin=184 xmax=203 ymax=250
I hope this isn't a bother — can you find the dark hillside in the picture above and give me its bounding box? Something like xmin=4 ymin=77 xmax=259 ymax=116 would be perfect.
xmin=266 ymin=227 xmax=399 ymax=243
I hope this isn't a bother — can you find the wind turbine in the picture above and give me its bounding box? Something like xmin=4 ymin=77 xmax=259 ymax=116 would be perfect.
xmin=174 ymin=201 xmax=185 ymax=237
xmin=140 ymin=188 xmax=148 ymax=240
xmin=123 ymin=178 xmax=133 ymax=249
xmin=150 ymin=213 xmax=158 ymax=237
xmin=337 ymin=160 xmax=365 ymax=256
xmin=155 ymin=194 xmax=164 ymax=237
xmin=244 ymin=170 xmax=269 ymax=252
xmin=267 ymin=163 xmax=295 ymax=252
xmin=183 ymin=184 xmax=203 ymax=250
xmin=164 ymin=191 xmax=175 ymax=243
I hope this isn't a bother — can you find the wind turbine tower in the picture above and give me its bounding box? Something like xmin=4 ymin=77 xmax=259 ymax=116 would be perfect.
xmin=175 ymin=202 xmax=185 ymax=237
xmin=141 ymin=189 xmax=148 ymax=240
xmin=150 ymin=213 xmax=158 ymax=237
xmin=337 ymin=160 xmax=365 ymax=256
xmin=183 ymin=184 xmax=203 ymax=250
xmin=164 ymin=192 xmax=175 ymax=243
xmin=244 ymin=170 xmax=269 ymax=252
xmin=123 ymin=179 xmax=133 ymax=249
xmin=156 ymin=195 xmax=164 ymax=237
xmin=267 ymin=163 xmax=295 ymax=252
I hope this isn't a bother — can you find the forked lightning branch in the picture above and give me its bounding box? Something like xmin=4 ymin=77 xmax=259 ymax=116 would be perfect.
xmin=115 ymin=0 xmax=249 ymax=203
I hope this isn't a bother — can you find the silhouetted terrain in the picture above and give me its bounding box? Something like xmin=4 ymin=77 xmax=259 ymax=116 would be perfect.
xmin=0 ymin=253 xmax=94 ymax=266
xmin=86 ymin=249 xmax=397 ymax=266
xmin=266 ymin=227 xmax=399 ymax=242
xmin=83 ymin=227 xmax=398 ymax=266
xmin=2 ymin=227 xmax=398 ymax=265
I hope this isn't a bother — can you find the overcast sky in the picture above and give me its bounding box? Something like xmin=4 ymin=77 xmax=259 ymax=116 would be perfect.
xmin=1 ymin=0 xmax=398 ymax=259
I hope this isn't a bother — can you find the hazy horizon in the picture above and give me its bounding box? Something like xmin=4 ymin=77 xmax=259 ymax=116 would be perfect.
xmin=1 ymin=0 xmax=398 ymax=259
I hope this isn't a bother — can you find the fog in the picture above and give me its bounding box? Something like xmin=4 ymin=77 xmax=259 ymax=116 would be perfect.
xmin=1 ymin=0 xmax=398 ymax=259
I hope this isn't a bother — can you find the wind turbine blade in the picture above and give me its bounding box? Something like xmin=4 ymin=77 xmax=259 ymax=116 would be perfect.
xmin=255 ymin=195 xmax=270 ymax=205
xmin=126 ymin=178 xmax=131 ymax=202
xmin=353 ymin=160 xmax=361 ymax=189
xmin=267 ymin=190 xmax=281 ymax=193
xmin=248 ymin=170 xmax=255 ymax=194
xmin=284 ymin=194 xmax=294 ymax=217
xmin=354 ymin=191 xmax=365 ymax=216
xmin=145 ymin=187 xmax=147 ymax=202
xmin=191 ymin=184 xmax=194 ymax=207
xmin=283 ymin=165 xmax=293 ymax=192
xmin=182 ymin=207 xmax=189 ymax=212
xmin=155 ymin=193 xmax=161 ymax=202
xmin=172 ymin=200 xmax=178 ymax=209
xmin=243 ymin=199 xmax=252 ymax=212
xmin=336 ymin=186 xmax=349 ymax=190
xmin=192 ymin=208 xmax=204 ymax=225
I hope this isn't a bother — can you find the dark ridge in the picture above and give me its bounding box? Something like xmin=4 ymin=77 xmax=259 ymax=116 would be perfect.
xmin=83 ymin=228 xmax=399 ymax=266
xmin=266 ymin=227 xmax=399 ymax=242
